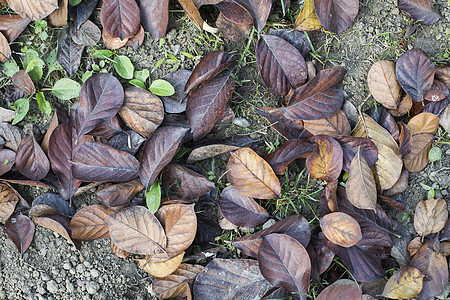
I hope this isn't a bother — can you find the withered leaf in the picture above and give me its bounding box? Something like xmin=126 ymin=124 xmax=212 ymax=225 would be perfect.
xmin=403 ymin=133 xmax=433 ymax=173
xmin=423 ymin=98 xmax=449 ymax=115
xmin=216 ymin=0 xmax=253 ymax=25
xmin=193 ymin=258 xmax=272 ymax=300
xmin=0 ymin=15 xmax=30 ymax=43
xmin=320 ymin=212 xmax=362 ymax=247
xmin=12 ymin=69 xmax=35 ymax=96
xmin=306 ymin=135 xmax=343 ymax=182
xmin=0 ymin=183 xmax=19 ymax=223
xmin=264 ymin=139 xmax=314 ymax=175
xmin=70 ymin=205 xmax=115 ymax=240
xmin=69 ymin=0 xmax=98 ymax=29
xmin=407 ymin=237 xmax=423 ymax=257
xmin=383 ymin=168 xmax=409 ymax=197
xmin=119 ymin=86 xmax=164 ymax=137
xmin=414 ymin=198 xmax=448 ymax=238
xmin=89 ymin=116 xmax=122 ymax=138
xmin=424 ymin=80 xmax=448 ymax=102
xmin=137 ymin=251 xmax=184 ymax=278
xmin=269 ymin=29 xmax=311 ymax=59
xmin=435 ymin=66 xmax=450 ymax=88
xmin=140 ymin=0 xmax=169 ymax=39
xmin=139 ymin=126 xmax=189 ymax=189
xmin=69 ymin=20 xmax=101 ymax=46
xmin=160 ymin=69 xmax=192 ymax=113
xmin=0 ymin=31 xmax=10 ymax=63
xmin=57 ymin=26 xmax=84 ymax=76
xmin=109 ymin=206 xmax=166 ymax=255
xmin=227 ymin=148 xmax=281 ymax=199
xmin=96 ymin=180 xmax=143 ymax=208
xmin=125 ymin=25 xmax=144 ymax=49
xmin=367 ymin=60 xmax=402 ymax=109
xmin=396 ymin=49 xmax=435 ymax=102
xmin=256 ymin=107 xmax=304 ymax=140
xmin=35 ymin=215 xmax=80 ymax=249
xmin=4 ymin=215 xmax=35 ymax=255
xmin=258 ymin=233 xmax=310 ymax=297
xmin=15 ymin=134 xmax=50 ymax=181
xmin=407 ymin=112 xmax=439 ymax=136
xmin=0 ymin=149 xmax=15 ymax=177
xmin=314 ymin=0 xmax=359 ymax=34
xmin=73 ymin=73 xmax=124 ymax=141
xmin=163 ymin=164 xmax=215 ymax=199
xmin=216 ymin=12 xmax=252 ymax=43
xmin=106 ymin=130 xmax=145 ymax=155
xmin=316 ymin=279 xmax=362 ymax=300
xmin=233 ymin=0 xmax=272 ymax=32
xmin=382 ymin=266 xmax=424 ymax=299
xmin=177 ymin=0 xmax=205 ymax=29
xmin=111 ymin=239 xmax=130 ymax=258
xmin=41 ymin=111 xmax=59 ymax=156
xmin=398 ymin=122 xmax=412 ymax=158
xmin=187 ymin=144 xmax=240 ymax=163
xmin=31 ymin=193 xmax=76 ymax=218
xmin=398 ymin=0 xmax=440 ymax=25
xmin=389 ymin=94 xmax=413 ymax=117
xmin=186 ymin=69 xmax=235 ymax=141
xmin=100 ymin=0 xmax=140 ymax=40
xmin=102 ymin=29 xmax=129 ymax=50
xmin=308 ymin=233 xmax=335 ymax=277
xmin=256 ymin=34 xmax=307 ymax=96
xmin=219 ymin=185 xmax=270 ymax=227
xmin=48 ymin=0 xmax=68 ymax=27
xmin=303 ymin=109 xmax=351 ymax=136
xmin=295 ymin=0 xmax=322 ymax=31
xmin=6 ymin=0 xmax=58 ymax=20
xmin=153 ymin=263 xmax=203 ymax=299
xmin=334 ymin=135 xmax=378 ymax=172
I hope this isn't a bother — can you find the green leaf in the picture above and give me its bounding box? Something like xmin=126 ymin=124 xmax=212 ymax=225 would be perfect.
xmin=93 ymin=49 xmax=114 ymax=59
xmin=23 ymin=49 xmax=38 ymax=68
xmin=0 ymin=58 xmax=20 ymax=77
xmin=149 ymin=79 xmax=175 ymax=96
xmin=134 ymin=69 xmax=149 ymax=83
xmin=45 ymin=49 xmax=63 ymax=81
xmin=113 ymin=55 xmax=134 ymax=79
xmin=52 ymin=78 xmax=81 ymax=100
xmin=146 ymin=181 xmax=161 ymax=214
xmin=129 ymin=79 xmax=146 ymax=89
xmin=26 ymin=60 xmax=37 ymax=73
xmin=81 ymin=70 xmax=93 ymax=82
xmin=23 ymin=50 xmax=44 ymax=81
xmin=36 ymin=92 xmax=51 ymax=115
xmin=428 ymin=146 xmax=442 ymax=162
xmin=12 ymin=98 xmax=29 ymax=125
xmin=69 ymin=0 xmax=82 ymax=5
xmin=151 ymin=58 xmax=165 ymax=73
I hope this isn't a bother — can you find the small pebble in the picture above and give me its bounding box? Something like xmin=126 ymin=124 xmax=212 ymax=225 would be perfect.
xmin=63 ymin=262 xmax=72 ymax=270
xmin=262 ymin=219 xmax=277 ymax=229
xmin=46 ymin=280 xmax=58 ymax=294
xmin=41 ymin=273 xmax=51 ymax=281
xmin=76 ymin=264 xmax=86 ymax=274
xmin=84 ymin=261 xmax=92 ymax=268
xmin=66 ymin=282 xmax=74 ymax=293
xmin=86 ymin=282 xmax=100 ymax=295
xmin=37 ymin=285 xmax=46 ymax=295
xmin=0 ymin=290 xmax=5 ymax=300
xmin=90 ymin=269 xmax=100 ymax=278
xmin=233 ymin=117 xmax=251 ymax=128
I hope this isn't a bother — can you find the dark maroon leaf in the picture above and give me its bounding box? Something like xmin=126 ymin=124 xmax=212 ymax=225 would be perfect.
xmin=96 ymin=180 xmax=143 ymax=207
xmin=256 ymin=107 xmax=306 ymax=139
xmin=316 ymin=279 xmax=362 ymax=300
xmin=398 ymin=122 xmax=412 ymax=158
xmin=140 ymin=0 xmax=169 ymax=39
xmin=262 ymin=287 xmax=290 ymax=300
xmin=308 ymin=233 xmax=335 ymax=278
xmin=100 ymin=0 xmax=140 ymax=40
xmin=88 ymin=116 xmax=123 ymax=138
xmin=325 ymin=227 xmax=393 ymax=282
xmin=32 ymin=193 xmax=76 ymax=218
xmin=269 ymin=29 xmax=311 ymax=58
xmin=395 ymin=49 xmax=435 ymax=102
xmin=232 ymin=214 xmax=311 ymax=258
xmin=424 ymin=80 xmax=449 ymax=102
xmin=162 ymin=163 xmax=215 ymax=199
xmin=69 ymin=20 xmax=101 ymax=47
xmin=72 ymin=73 xmax=124 ymax=142
xmin=367 ymin=105 xmax=399 ymax=140
xmin=15 ymin=134 xmax=50 ymax=181
xmin=4 ymin=85 xmax=25 ymax=103
xmin=57 ymin=26 xmax=84 ymax=76
xmin=233 ymin=0 xmax=272 ymax=32
xmin=256 ymin=34 xmax=307 ymax=96
xmin=72 ymin=142 xmax=140 ymax=182
xmin=264 ymin=139 xmax=315 ymax=175
xmin=424 ymin=98 xmax=448 ymax=115
xmin=218 ymin=186 xmax=270 ymax=227
xmin=48 ymin=122 xmax=93 ymax=200
xmin=186 ymin=69 xmax=235 ymax=140
xmin=314 ymin=0 xmax=359 ymax=34
xmin=442 ymin=218 xmax=450 ymax=241
xmin=0 ymin=14 xmax=30 ymax=43
xmin=139 ymin=126 xmax=189 ymax=189
xmin=195 ymin=214 xmax=221 ymax=246
xmin=0 ymin=149 xmax=15 ymax=176
xmin=377 ymin=194 xmax=406 ymax=211
xmin=258 ymin=233 xmax=310 ymax=298
xmin=69 ymin=0 xmax=98 ymax=29
xmin=4 ymin=215 xmax=35 ymax=254
xmin=160 ymin=69 xmax=192 ymax=113
xmin=216 ymin=0 xmax=253 ymax=25
xmin=106 ymin=130 xmax=145 ymax=155
xmin=12 ymin=69 xmax=35 ymax=96
xmin=334 ymin=135 xmax=378 ymax=172
xmin=398 ymin=0 xmax=440 ymax=26
xmin=185 ymin=51 xmax=234 ymax=94
xmin=273 ymin=67 xmax=346 ymax=121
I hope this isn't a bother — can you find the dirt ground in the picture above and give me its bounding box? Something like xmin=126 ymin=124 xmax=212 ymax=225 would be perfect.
xmin=0 ymin=0 xmax=449 ymax=299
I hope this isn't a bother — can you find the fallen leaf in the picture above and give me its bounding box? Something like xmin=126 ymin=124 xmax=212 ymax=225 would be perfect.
xmin=12 ymin=69 xmax=35 ymax=96
xmin=70 ymin=205 xmax=115 ymax=240
xmin=306 ymin=135 xmax=343 ymax=182
xmin=106 ymin=130 xmax=145 ymax=155
xmin=316 ymin=279 xmax=362 ymax=300
xmin=295 ymin=0 xmax=322 ymax=31
xmin=48 ymin=0 xmax=68 ymax=26
xmin=140 ymin=0 xmax=169 ymax=39
xmin=0 ymin=31 xmax=10 ymax=63
xmin=96 ymin=180 xmax=143 ymax=208
xmin=0 ymin=14 xmax=30 ymax=43
xmin=160 ymin=69 xmax=191 ymax=113
xmin=367 ymin=60 xmax=402 ymax=109
xmin=110 ymin=239 xmax=130 ymax=258
xmin=216 ymin=0 xmax=253 ymax=25
xmin=233 ymin=0 xmax=272 ymax=32
xmin=31 ymin=193 xmax=76 ymax=218
xmin=35 ymin=215 xmax=80 ymax=249
xmin=383 ymin=168 xmax=409 ymax=197
xmin=153 ymin=263 xmax=203 ymax=299
xmin=187 ymin=144 xmax=240 ymax=163
xmin=382 ymin=266 xmax=424 ymax=299
xmin=6 ymin=0 xmax=58 ymax=20
xmin=334 ymin=135 xmax=378 ymax=172
xmin=269 ymin=29 xmax=311 ymax=58
xmin=68 ymin=0 xmax=98 ymax=29
xmin=320 ymin=212 xmax=362 ymax=247
xmin=15 ymin=134 xmax=50 ymax=181
xmin=4 ymin=215 xmax=35 ymax=255
xmin=57 ymin=26 xmax=84 ymax=76
xmin=0 ymin=183 xmax=19 ymax=223
xmin=69 ymin=20 xmax=101 ymax=46
xmin=407 ymin=112 xmax=439 ymax=136
xmin=0 ymin=149 xmax=15 ymax=177
xmin=403 ymin=133 xmax=433 ymax=173
xmin=389 ymin=94 xmax=413 ymax=117
xmin=256 ymin=107 xmax=305 ymax=139
xmin=398 ymin=122 xmax=412 ymax=158
xmin=424 ymin=80 xmax=448 ymax=102
xmin=102 ymin=29 xmax=129 ymax=50
xmin=216 ymin=12 xmax=252 ymax=43
xmin=162 ymin=164 xmax=215 ymax=199
xmin=314 ymin=0 xmax=359 ymax=34
xmin=264 ymin=139 xmax=314 ymax=175
xmin=398 ymin=0 xmax=440 ymax=25
xmin=137 ymin=251 xmax=184 ymax=278
xmin=100 ymin=0 xmax=140 ymax=39
xmin=407 ymin=237 xmax=423 ymax=257
xmin=414 ymin=198 xmax=448 ymax=238
xmin=303 ymin=109 xmax=351 ymax=136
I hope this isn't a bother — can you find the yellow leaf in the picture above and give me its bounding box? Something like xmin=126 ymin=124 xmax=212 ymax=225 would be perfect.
xmin=382 ymin=266 xmax=424 ymax=299
xmin=295 ymin=0 xmax=322 ymax=31
xmin=137 ymin=252 xmax=184 ymax=278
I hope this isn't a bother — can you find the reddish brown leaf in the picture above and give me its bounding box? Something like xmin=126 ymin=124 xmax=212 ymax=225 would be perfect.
xmin=106 ymin=130 xmax=145 ymax=155
xmin=233 ymin=0 xmax=272 ymax=32
xmin=0 ymin=183 xmax=19 ymax=223
xmin=140 ymin=0 xmax=169 ymax=39
xmin=160 ymin=69 xmax=191 ymax=114
xmin=96 ymin=180 xmax=144 ymax=208
xmin=403 ymin=133 xmax=433 ymax=173
xmin=15 ymin=134 xmax=50 ymax=181
xmin=383 ymin=168 xmax=409 ymax=197
xmin=35 ymin=215 xmax=81 ymax=249
xmin=6 ymin=0 xmax=58 ymax=20
xmin=48 ymin=0 xmax=68 ymax=27
xmin=88 ymin=116 xmax=123 ymax=138
xmin=162 ymin=164 xmax=215 ymax=199
xmin=139 ymin=126 xmax=189 ymax=189
xmin=306 ymin=135 xmax=343 ymax=182
xmin=41 ymin=111 xmax=59 ymax=156
xmin=436 ymin=66 xmax=450 ymax=88
xmin=424 ymin=80 xmax=448 ymax=102
xmin=256 ymin=34 xmax=307 ymax=96
xmin=264 ymin=139 xmax=315 ymax=175
xmin=314 ymin=0 xmax=359 ymax=34
xmin=69 ymin=19 xmax=101 ymax=46
xmin=398 ymin=0 xmax=440 ymax=25
xmin=316 ymin=279 xmax=362 ymax=300
xmin=100 ymin=0 xmax=140 ymax=40
xmin=0 ymin=31 xmax=10 ymax=63
xmin=4 ymin=215 xmax=35 ymax=255
xmin=256 ymin=107 xmax=304 ymax=140
xmin=70 ymin=205 xmax=115 ymax=240
xmin=218 ymin=186 xmax=270 ymax=227
xmin=309 ymin=233 xmax=335 ymax=276
xmin=187 ymin=144 xmax=240 ymax=164
xmin=68 ymin=0 xmax=98 ymax=29
xmin=407 ymin=112 xmax=439 ymax=136
xmin=389 ymin=94 xmax=413 ymax=117
xmin=0 ymin=14 xmax=30 ymax=43
xmin=12 ymin=69 xmax=35 ymax=96
xmin=303 ymin=109 xmax=351 ymax=136
xmin=258 ymin=233 xmax=311 ymax=297
xmin=111 ymin=239 xmax=130 ymax=258
xmin=0 ymin=149 xmax=15 ymax=177
xmin=216 ymin=12 xmax=252 ymax=43
xmin=334 ymin=135 xmax=378 ymax=172
xmin=125 ymin=25 xmax=144 ymax=49
xmin=216 ymin=0 xmax=253 ymax=25
xmin=396 ymin=49 xmax=435 ymax=102
xmin=102 ymin=29 xmax=129 ymax=50
xmin=398 ymin=122 xmax=412 ymax=158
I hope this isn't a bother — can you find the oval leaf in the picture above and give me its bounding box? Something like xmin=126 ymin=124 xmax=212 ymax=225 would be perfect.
xmin=295 ymin=0 xmax=322 ymax=31
xmin=320 ymin=212 xmax=362 ymax=247
xmin=303 ymin=109 xmax=351 ymax=136
xmin=264 ymin=139 xmax=315 ymax=175
xmin=382 ymin=266 xmax=424 ymax=299
xmin=6 ymin=0 xmax=58 ymax=20
xmin=70 ymin=205 xmax=115 ymax=240
xmin=316 ymin=279 xmax=362 ymax=300
xmin=0 ymin=183 xmax=19 ymax=223
xmin=398 ymin=0 xmax=440 ymax=25
xmin=138 ymin=251 xmax=184 ymax=278
xmin=15 ymin=134 xmax=50 ymax=181
xmin=4 ymin=214 xmax=35 ymax=255
xmin=414 ymin=198 xmax=448 ymax=238
xmin=314 ymin=0 xmax=359 ymax=34
xmin=367 ymin=60 xmax=401 ymax=109
xmin=96 ymin=180 xmax=144 ymax=208
xmin=140 ymin=0 xmax=169 ymax=39
xmin=100 ymin=0 xmax=140 ymax=40
xmin=233 ymin=0 xmax=272 ymax=32
xmin=306 ymin=135 xmax=343 ymax=182
xmin=407 ymin=112 xmax=439 ymax=136
xmin=403 ymin=133 xmax=433 ymax=173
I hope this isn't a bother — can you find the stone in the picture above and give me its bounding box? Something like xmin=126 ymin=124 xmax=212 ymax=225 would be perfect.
xmin=41 ymin=272 xmax=51 ymax=281
xmin=233 ymin=117 xmax=251 ymax=128
xmin=46 ymin=280 xmax=58 ymax=294
xmin=62 ymin=262 xmax=72 ymax=270
xmin=76 ymin=264 xmax=86 ymax=274
xmin=90 ymin=269 xmax=100 ymax=278
xmin=86 ymin=282 xmax=100 ymax=295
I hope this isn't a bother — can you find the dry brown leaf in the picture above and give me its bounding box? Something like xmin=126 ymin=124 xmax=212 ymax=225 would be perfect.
xmin=306 ymin=135 xmax=343 ymax=182
xmin=0 ymin=31 xmax=11 ymax=63
xmin=320 ymin=212 xmax=362 ymax=248
xmin=408 ymin=237 xmax=423 ymax=257
xmin=414 ymin=198 xmax=448 ymax=238
xmin=111 ymin=239 xmax=130 ymax=258
xmin=41 ymin=110 xmax=58 ymax=155
xmin=403 ymin=133 xmax=433 ymax=173
xmin=178 ymin=0 xmax=204 ymax=29
xmin=440 ymin=241 xmax=450 ymax=256
xmin=295 ymin=0 xmax=322 ymax=31
xmin=70 ymin=205 xmax=115 ymax=240
xmin=367 ymin=60 xmax=402 ymax=109
xmin=346 ymin=147 xmax=377 ymax=210
xmin=137 ymin=252 xmax=184 ymax=278
xmin=227 ymin=148 xmax=281 ymax=199
xmin=48 ymin=0 xmax=68 ymax=26
xmin=187 ymin=144 xmax=240 ymax=163
xmin=34 ymin=215 xmax=79 ymax=248
xmin=12 ymin=69 xmax=36 ymax=95
xmin=303 ymin=109 xmax=351 ymax=136
xmin=6 ymin=0 xmax=58 ymax=20
xmin=407 ymin=112 xmax=439 ymax=136
xmin=102 ymin=29 xmax=129 ymax=50
xmin=0 ymin=183 xmax=20 ymax=223
xmin=435 ymin=66 xmax=450 ymax=88
xmin=382 ymin=266 xmax=424 ymax=299
xmin=389 ymin=94 xmax=413 ymax=117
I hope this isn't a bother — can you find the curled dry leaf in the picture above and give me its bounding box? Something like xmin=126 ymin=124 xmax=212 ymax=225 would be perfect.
xmin=314 ymin=0 xmax=359 ymax=34
xmin=100 ymin=0 xmax=140 ymax=40
xmin=389 ymin=94 xmax=413 ymax=117
xmin=48 ymin=0 xmax=68 ymax=27
xmin=154 ymin=263 xmax=204 ymax=299
xmin=383 ymin=168 xmax=409 ymax=197
xmin=403 ymin=133 xmax=433 ymax=173
xmin=306 ymin=135 xmax=343 ymax=182
xmin=398 ymin=122 xmax=412 ymax=158
xmin=258 ymin=233 xmax=311 ymax=297
xmin=320 ymin=212 xmax=362 ymax=247
xmin=96 ymin=180 xmax=143 ymax=208
xmin=382 ymin=266 xmax=424 ymax=299
xmin=414 ymin=198 xmax=448 ymax=238
xmin=398 ymin=0 xmax=440 ymax=26
xmin=0 ymin=183 xmax=19 ymax=223
xmin=178 ymin=0 xmax=205 ymax=29
xmin=407 ymin=112 xmax=439 ymax=136
xmin=0 ymin=14 xmax=31 ymax=43
xmin=4 ymin=215 xmax=35 ymax=255
xmin=70 ymin=205 xmax=115 ymax=240
xmin=119 ymin=86 xmax=164 ymax=137
xmin=35 ymin=215 xmax=80 ymax=249
xmin=15 ymin=134 xmax=50 ymax=181
xmin=137 ymin=252 xmax=184 ymax=278
xmin=407 ymin=237 xmax=423 ymax=257
xmin=367 ymin=60 xmax=401 ymax=109
xmin=12 ymin=69 xmax=35 ymax=96
xmin=111 ymin=239 xmax=130 ymax=258
xmin=295 ymin=0 xmax=322 ymax=31
xmin=102 ymin=29 xmax=129 ymax=50
xmin=6 ymin=0 xmax=58 ymax=20
xmin=395 ymin=49 xmax=435 ymax=102
xmin=303 ymin=109 xmax=351 ymax=136
xmin=227 ymin=148 xmax=281 ymax=199
xmin=256 ymin=34 xmax=307 ymax=96
xmin=162 ymin=164 xmax=215 ymax=199
xmin=140 ymin=0 xmax=169 ymax=39
xmin=219 ymin=186 xmax=270 ymax=227
xmin=316 ymin=279 xmax=361 ymax=300
xmin=109 ymin=206 xmax=167 ymax=255
xmin=0 ymin=31 xmax=10 ymax=63
xmin=216 ymin=12 xmax=252 ymax=43
xmin=264 ymin=139 xmax=315 ymax=175
xmin=424 ymin=80 xmax=449 ymax=102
